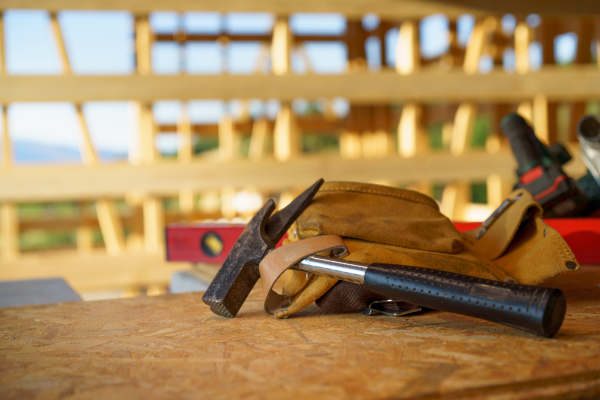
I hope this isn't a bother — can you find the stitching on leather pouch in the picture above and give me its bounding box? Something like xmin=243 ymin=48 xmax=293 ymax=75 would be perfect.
xmin=319 ymin=187 xmax=437 ymax=208
xmin=546 ymin=228 xmax=567 ymax=263
xmin=548 ymin=227 xmax=574 ymax=262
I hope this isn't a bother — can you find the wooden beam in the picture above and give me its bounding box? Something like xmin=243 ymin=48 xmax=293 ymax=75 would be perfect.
xmin=0 ymin=12 xmax=5 ymax=74
xmin=49 ymin=12 xmax=71 ymax=75
xmin=0 ymin=249 xmax=190 ymax=292
xmin=76 ymin=104 xmax=126 ymax=255
xmin=0 ymin=0 xmax=487 ymax=18
xmin=440 ymin=181 xmax=469 ymax=220
xmin=449 ymin=102 xmax=477 ymax=156
xmin=134 ymin=102 xmax=157 ymax=164
xmin=273 ymin=104 xmax=299 ymax=161
xmin=1 ymin=104 xmax=9 ymax=168
xmin=143 ymin=197 xmax=164 ymax=254
xmin=218 ymin=114 xmax=239 ymax=161
xmin=95 ymin=200 xmax=126 ymax=255
xmin=248 ymin=118 xmax=269 ymax=161
xmin=532 ymin=94 xmax=553 ymax=145
xmin=463 ymin=19 xmax=485 ymax=75
xmin=75 ymin=104 xmax=98 ymax=165
xmin=177 ymin=102 xmax=193 ymax=163
xmin=76 ymin=201 xmax=94 ymax=253
xmin=0 ymin=152 xmax=555 ymax=202
xmin=339 ymin=132 xmax=362 ymax=159
xmin=398 ymin=103 xmax=425 ymax=157
xmin=3 ymin=67 xmax=600 ymax=103
xmin=0 ymin=203 xmax=18 ymax=259
xmin=395 ymin=20 xmax=420 ymax=75
xmin=2 ymin=0 xmax=596 ymax=15
xmin=515 ymin=22 xmax=533 ymax=75
xmin=271 ymin=16 xmax=292 ymax=76
xmin=135 ymin=15 xmax=152 ymax=76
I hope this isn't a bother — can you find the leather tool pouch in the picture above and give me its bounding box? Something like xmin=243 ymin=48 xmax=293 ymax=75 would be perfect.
xmin=272 ymin=181 xmax=579 ymax=319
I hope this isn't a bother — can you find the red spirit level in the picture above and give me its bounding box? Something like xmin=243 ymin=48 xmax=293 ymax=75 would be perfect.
xmin=167 ymin=219 xmax=600 ymax=265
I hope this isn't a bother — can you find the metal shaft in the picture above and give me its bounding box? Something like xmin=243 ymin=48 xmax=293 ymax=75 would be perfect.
xmin=294 ymin=255 xmax=368 ymax=284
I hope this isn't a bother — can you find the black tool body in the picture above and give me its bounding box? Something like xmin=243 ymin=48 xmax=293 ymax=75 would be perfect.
xmin=364 ymin=264 xmax=566 ymax=337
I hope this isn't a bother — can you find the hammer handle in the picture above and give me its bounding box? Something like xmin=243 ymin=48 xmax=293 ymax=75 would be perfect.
xmin=365 ymin=264 xmax=566 ymax=338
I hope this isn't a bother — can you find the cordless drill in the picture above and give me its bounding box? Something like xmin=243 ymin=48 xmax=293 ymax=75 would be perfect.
xmin=500 ymin=113 xmax=590 ymax=218
xmin=576 ymin=115 xmax=600 ymax=212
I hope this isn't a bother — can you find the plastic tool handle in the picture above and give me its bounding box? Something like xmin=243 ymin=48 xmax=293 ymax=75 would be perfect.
xmin=364 ymin=264 xmax=566 ymax=337
xmin=501 ymin=114 xmax=544 ymax=171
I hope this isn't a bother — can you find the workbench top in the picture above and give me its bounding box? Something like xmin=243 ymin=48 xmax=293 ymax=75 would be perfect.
xmin=1 ymin=267 xmax=600 ymax=400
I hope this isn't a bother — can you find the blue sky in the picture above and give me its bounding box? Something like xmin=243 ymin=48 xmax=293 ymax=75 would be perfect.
xmin=1 ymin=11 xmax=580 ymax=159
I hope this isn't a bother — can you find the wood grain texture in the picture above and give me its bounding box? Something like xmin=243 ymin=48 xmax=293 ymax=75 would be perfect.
xmin=1 ymin=0 xmax=598 ymax=15
xmin=0 ymin=150 xmax=588 ymax=202
xmin=1 ymin=67 xmax=600 ymax=103
xmin=0 ymin=266 xmax=599 ymax=400
xmin=0 ymin=0 xmax=482 ymax=17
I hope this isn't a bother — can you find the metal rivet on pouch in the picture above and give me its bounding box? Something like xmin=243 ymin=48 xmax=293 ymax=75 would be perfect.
xmin=565 ymin=261 xmax=577 ymax=270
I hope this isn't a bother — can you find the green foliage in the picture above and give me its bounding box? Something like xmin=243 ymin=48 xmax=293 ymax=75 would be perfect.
xmin=302 ymin=134 xmax=339 ymax=153
xmin=194 ymin=137 xmax=220 ymax=154
xmin=471 ymin=182 xmax=487 ymax=204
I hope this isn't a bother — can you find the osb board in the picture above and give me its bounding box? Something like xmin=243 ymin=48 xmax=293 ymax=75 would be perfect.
xmin=1 ymin=267 xmax=600 ymax=400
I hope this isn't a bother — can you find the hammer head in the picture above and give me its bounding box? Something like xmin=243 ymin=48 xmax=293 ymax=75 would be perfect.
xmin=202 ymin=179 xmax=324 ymax=317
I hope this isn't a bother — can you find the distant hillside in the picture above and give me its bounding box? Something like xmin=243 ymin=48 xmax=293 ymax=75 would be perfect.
xmin=13 ymin=141 xmax=126 ymax=164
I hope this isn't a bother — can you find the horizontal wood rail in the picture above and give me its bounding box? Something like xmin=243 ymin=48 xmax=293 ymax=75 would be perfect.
xmin=154 ymin=33 xmax=344 ymax=43
xmin=2 ymin=66 xmax=599 ymax=103
xmin=0 ymin=151 xmax=587 ymax=202
xmin=0 ymin=0 xmax=483 ymax=17
xmin=1 ymin=0 xmax=597 ymax=16
xmin=158 ymin=118 xmax=342 ymax=135
xmin=0 ymin=249 xmax=188 ymax=292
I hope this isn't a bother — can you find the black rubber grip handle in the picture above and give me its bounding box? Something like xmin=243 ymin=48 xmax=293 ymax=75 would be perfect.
xmin=501 ymin=114 xmax=544 ymax=171
xmin=364 ymin=264 xmax=566 ymax=337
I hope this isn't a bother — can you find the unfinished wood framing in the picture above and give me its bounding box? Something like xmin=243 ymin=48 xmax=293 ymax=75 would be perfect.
xmin=449 ymin=102 xmax=477 ymax=156
xmin=0 ymin=249 xmax=189 ymax=292
xmin=135 ymin=15 xmax=152 ymax=76
xmin=463 ymin=19 xmax=485 ymax=74
xmin=2 ymin=67 xmax=600 ymax=103
xmin=2 ymin=6 xmax=600 ymax=295
xmin=271 ymin=16 xmax=292 ymax=76
xmin=273 ymin=103 xmax=299 ymax=161
xmin=95 ymin=200 xmax=126 ymax=255
xmin=532 ymin=94 xmax=558 ymax=144
xmin=0 ymin=203 xmax=18 ymax=259
xmin=515 ymin=22 xmax=533 ymax=75
xmin=76 ymin=202 xmax=94 ymax=253
xmin=1 ymin=104 xmax=9 ymax=168
xmin=0 ymin=12 xmax=5 ymax=74
xmin=6 ymin=151 xmax=586 ymax=203
xmin=218 ymin=114 xmax=239 ymax=161
xmin=398 ymin=103 xmax=426 ymax=157
xmin=4 ymin=0 xmax=599 ymax=15
xmin=143 ymin=197 xmax=164 ymax=254
xmin=76 ymin=104 xmax=126 ymax=255
xmin=177 ymin=102 xmax=193 ymax=163
xmin=49 ymin=12 xmax=71 ymax=75
xmin=248 ymin=118 xmax=269 ymax=161
xmin=395 ymin=20 xmax=420 ymax=75
xmin=339 ymin=132 xmax=362 ymax=159
xmin=177 ymin=103 xmax=195 ymax=216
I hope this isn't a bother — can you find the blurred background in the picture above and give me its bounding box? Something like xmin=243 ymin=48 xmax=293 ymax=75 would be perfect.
xmin=0 ymin=2 xmax=597 ymax=301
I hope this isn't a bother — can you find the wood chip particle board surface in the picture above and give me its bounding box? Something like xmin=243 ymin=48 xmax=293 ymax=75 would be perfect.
xmin=0 ymin=267 xmax=599 ymax=400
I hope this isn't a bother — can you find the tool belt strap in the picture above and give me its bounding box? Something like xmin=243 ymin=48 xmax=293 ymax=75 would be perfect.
xmin=259 ymin=235 xmax=347 ymax=315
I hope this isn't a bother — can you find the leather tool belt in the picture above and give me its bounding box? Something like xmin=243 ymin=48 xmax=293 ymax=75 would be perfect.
xmin=258 ymin=181 xmax=580 ymax=319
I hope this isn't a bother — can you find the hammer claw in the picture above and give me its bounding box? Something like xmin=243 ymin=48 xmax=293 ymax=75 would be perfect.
xmin=264 ymin=179 xmax=324 ymax=242
xmin=202 ymin=179 xmax=324 ymax=318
